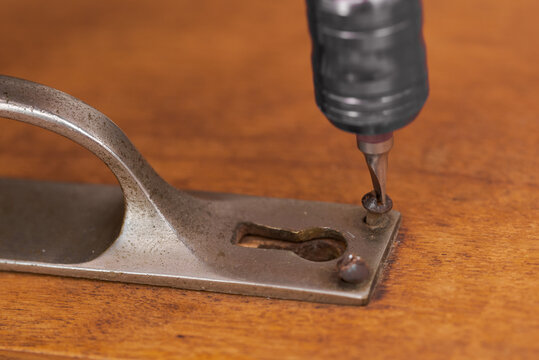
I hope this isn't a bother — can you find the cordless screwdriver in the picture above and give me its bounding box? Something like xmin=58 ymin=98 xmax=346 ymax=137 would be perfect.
xmin=306 ymin=0 xmax=429 ymax=219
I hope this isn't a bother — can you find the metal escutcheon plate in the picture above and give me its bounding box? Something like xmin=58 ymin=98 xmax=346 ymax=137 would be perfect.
xmin=0 ymin=75 xmax=400 ymax=305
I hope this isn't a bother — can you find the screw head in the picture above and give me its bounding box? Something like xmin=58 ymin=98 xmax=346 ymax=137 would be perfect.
xmin=337 ymin=254 xmax=370 ymax=284
xmin=361 ymin=191 xmax=393 ymax=214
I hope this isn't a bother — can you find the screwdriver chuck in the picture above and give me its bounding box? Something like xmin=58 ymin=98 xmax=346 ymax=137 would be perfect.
xmin=306 ymin=0 xmax=429 ymax=135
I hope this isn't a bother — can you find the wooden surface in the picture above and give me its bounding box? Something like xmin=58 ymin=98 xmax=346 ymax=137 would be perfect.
xmin=0 ymin=0 xmax=538 ymax=359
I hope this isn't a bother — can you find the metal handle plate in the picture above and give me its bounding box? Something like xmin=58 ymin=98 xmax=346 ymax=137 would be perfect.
xmin=0 ymin=76 xmax=400 ymax=305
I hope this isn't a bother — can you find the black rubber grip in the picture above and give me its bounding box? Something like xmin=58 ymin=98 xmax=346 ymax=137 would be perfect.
xmin=306 ymin=0 xmax=429 ymax=135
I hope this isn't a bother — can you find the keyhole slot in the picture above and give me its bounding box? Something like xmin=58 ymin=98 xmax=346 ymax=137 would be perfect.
xmin=233 ymin=222 xmax=347 ymax=262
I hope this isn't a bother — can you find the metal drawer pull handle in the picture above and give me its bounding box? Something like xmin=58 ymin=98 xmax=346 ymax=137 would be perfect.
xmin=0 ymin=75 xmax=400 ymax=305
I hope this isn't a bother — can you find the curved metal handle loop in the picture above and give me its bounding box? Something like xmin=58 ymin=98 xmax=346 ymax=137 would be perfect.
xmin=0 ymin=75 xmax=173 ymax=213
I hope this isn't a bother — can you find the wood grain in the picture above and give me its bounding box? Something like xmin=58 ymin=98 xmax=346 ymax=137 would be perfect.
xmin=0 ymin=0 xmax=538 ymax=359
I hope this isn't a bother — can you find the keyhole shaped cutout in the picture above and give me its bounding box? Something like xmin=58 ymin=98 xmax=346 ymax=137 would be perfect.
xmin=234 ymin=222 xmax=347 ymax=262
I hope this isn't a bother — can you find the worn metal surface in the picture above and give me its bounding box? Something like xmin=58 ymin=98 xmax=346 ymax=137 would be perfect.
xmin=0 ymin=75 xmax=400 ymax=305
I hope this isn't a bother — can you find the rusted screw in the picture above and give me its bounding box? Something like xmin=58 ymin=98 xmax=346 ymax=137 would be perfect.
xmin=365 ymin=212 xmax=384 ymax=227
xmin=337 ymin=254 xmax=370 ymax=284
xmin=362 ymin=191 xmax=392 ymax=228
xmin=361 ymin=191 xmax=393 ymax=214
